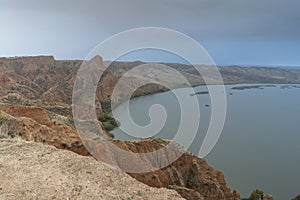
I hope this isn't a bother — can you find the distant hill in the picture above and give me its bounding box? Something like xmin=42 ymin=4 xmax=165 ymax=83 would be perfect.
xmin=1 ymin=55 xmax=300 ymax=112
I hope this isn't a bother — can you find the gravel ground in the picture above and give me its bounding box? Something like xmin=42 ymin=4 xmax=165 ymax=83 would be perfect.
xmin=0 ymin=139 xmax=183 ymax=200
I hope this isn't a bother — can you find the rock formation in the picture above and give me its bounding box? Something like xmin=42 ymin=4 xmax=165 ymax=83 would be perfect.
xmin=0 ymin=103 xmax=239 ymax=200
xmin=2 ymin=55 xmax=297 ymax=199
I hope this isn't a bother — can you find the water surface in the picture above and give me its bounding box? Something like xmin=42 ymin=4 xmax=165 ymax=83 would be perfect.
xmin=112 ymin=84 xmax=300 ymax=199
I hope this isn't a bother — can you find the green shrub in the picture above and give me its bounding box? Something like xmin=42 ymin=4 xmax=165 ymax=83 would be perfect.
xmin=99 ymin=113 xmax=119 ymax=132
xmin=100 ymin=101 xmax=112 ymax=113
xmin=102 ymin=121 xmax=116 ymax=132
xmin=242 ymin=189 xmax=264 ymax=200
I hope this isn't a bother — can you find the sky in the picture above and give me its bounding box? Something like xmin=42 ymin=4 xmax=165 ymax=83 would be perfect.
xmin=1 ymin=0 xmax=300 ymax=66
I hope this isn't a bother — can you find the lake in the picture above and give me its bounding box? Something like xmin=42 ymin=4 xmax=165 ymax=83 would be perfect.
xmin=112 ymin=84 xmax=300 ymax=199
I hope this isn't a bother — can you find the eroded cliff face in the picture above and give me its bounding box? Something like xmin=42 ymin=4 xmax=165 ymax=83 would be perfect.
xmin=0 ymin=56 xmax=76 ymax=102
xmin=0 ymin=104 xmax=90 ymax=156
xmin=0 ymin=56 xmax=175 ymax=112
xmin=0 ymin=56 xmax=241 ymax=199
xmin=0 ymin=55 xmax=118 ymax=109
xmin=114 ymin=140 xmax=240 ymax=200
xmin=0 ymin=104 xmax=239 ymax=200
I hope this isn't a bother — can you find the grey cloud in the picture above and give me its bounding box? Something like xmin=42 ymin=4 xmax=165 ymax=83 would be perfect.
xmin=0 ymin=0 xmax=299 ymax=64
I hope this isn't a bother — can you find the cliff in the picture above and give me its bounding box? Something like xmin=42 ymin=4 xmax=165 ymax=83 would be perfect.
xmin=2 ymin=55 xmax=297 ymax=199
xmin=1 ymin=55 xmax=300 ymax=111
xmin=111 ymin=139 xmax=240 ymax=200
xmin=0 ymin=104 xmax=239 ymax=200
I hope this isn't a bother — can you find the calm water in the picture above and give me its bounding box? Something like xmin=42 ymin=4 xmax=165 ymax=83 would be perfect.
xmin=112 ymin=84 xmax=300 ymax=199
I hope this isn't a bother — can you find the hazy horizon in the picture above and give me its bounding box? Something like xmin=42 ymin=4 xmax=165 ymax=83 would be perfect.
xmin=1 ymin=0 xmax=300 ymax=66
xmin=1 ymin=53 xmax=300 ymax=69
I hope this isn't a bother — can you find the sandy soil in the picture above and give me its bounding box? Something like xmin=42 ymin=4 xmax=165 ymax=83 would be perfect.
xmin=0 ymin=139 xmax=183 ymax=200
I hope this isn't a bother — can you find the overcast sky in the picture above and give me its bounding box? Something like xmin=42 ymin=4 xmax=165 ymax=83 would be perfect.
xmin=1 ymin=0 xmax=300 ymax=66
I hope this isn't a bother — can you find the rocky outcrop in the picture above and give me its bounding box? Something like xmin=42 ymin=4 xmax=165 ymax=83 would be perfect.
xmin=6 ymin=55 xmax=300 ymax=199
xmin=0 ymin=104 xmax=93 ymax=155
xmin=2 ymin=104 xmax=54 ymax=127
xmin=0 ymin=56 xmax=75 ymax=102
xmin=0 ymin=104 xmax=239 ymax=200
xmin=113 ymin=139 xmax=240 ymax=200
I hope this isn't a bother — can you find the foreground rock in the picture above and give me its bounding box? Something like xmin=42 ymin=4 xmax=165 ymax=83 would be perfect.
xmin=0 ymin=139 xmax=183 ymax=200
xmin=0 ymin=104 xmax=91 ymax=156
xmin=0 ymin=55 xmax=252 ymax=199
xmin=0 ymin=104 xmax=240 ymax=200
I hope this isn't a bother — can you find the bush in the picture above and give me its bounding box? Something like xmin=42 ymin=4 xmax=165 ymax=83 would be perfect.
xmin=100 ymin=101 xmax=112 ymax=113
xmin=99 ymin=113 xmax=119 ymax=132
xmin=242 ymin=189 xmax=264 ymax=200
xmin=102 ymin=121 xmax=116 ymax=132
